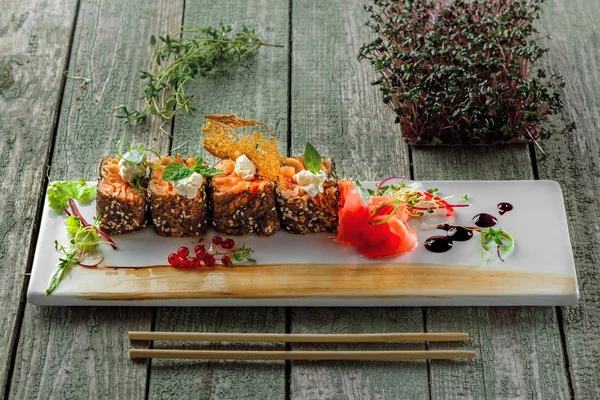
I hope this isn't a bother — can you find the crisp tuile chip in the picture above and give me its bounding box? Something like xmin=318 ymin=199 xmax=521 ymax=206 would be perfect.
xmin=202 ymin=114 xmax=282 ymax=182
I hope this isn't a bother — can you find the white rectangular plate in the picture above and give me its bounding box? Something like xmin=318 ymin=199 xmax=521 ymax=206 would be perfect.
xmin=28 ymin=180 xmax=578 ymax=306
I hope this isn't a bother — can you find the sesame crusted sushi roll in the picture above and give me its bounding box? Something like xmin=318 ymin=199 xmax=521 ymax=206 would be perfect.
xmin=147 ymin=156 xmax=212 ymax=237
xmin=277 ymin=142 xmax=340 ymax=233
xmin=202 ymin=114 xmax=282 ymax=236
xmin=210 ymin=157 xmax=280 ymax=236
xmin=96 ymin=140 xmax=158 ymax=235
xmin=96 ymin=157 xmax=148 ymax=235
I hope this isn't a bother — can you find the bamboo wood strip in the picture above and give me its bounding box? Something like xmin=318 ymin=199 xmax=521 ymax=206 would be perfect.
xmin=128 ymin=332 xmax=469 ymax=343
xmin=130 ymin=349 xmax=476 ymax=360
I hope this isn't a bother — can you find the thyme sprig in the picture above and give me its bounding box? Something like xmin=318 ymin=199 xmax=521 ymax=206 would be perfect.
xmin=232 ymin=244 xmax=256 ymax=264
xmin=115 ymin=25 xmax=283 ymax=126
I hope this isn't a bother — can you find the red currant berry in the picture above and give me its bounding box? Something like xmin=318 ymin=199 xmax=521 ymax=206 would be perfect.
xmin=194 ymin=245 xmax=207 ymax=259
xmin=212 ymin=236 xmax=223 ymax=245
xmin=177 ymin=246 xmax=189 ymax=258
xmin=189 ymin=257 xmax=201 ymax=269
xmin=168 ymin=253 xmax=181 ymax=266
xmin=222 ymin=238 xmax=235 ymax=249
xmin=204 ymin=255 xmax=216 ymax=266
xmin=221 ymin=255 xmax=232 ymax=267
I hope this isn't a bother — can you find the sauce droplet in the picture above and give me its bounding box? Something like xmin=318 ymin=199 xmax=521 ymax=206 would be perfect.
xmin=473 ymin=213 xmax=497 ymax=228
xmin=447 ymin=226 xmax=473 ymax=241
xmin=424 ymin=236 xmax=453 ymax=253
xmin=497 ymin=202 xmax=513 ymax=216
xmin=437 ymin=224 xmax=473 ymax=241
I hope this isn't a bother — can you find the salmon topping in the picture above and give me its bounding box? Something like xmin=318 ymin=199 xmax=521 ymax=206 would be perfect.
xmin=212 ymin=160 xmax=268 ymax=195
xmin=98 ymin=157 xmax=144 ymax=204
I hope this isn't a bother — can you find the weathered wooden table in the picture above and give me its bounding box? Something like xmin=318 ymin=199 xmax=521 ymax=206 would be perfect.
xmin=1 ymin=0 xmax=598 ymax=398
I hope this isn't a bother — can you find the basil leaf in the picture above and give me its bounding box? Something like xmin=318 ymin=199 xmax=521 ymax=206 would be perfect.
xmin=122 ymin=150 xmax=145 ymax=165
xmin=303 ymin=141 xmax=322 ymax=174
xmin=192 ymin=156 xmax=205 ymax=170
xmin=162 ymin=163 xmax=194 ymax=182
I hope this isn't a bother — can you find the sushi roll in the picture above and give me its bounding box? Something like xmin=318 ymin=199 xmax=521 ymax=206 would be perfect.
xmin=202 ymin=114 xmax=283 ymax=236
xmin=147 ymin=156 xmax=209 ymax=237
xmin=277 ymin=153 xmax=340 ymax=234
xmin=210 ymin=157 xmax=280 ymax=236
xmin=96 ymin=156 xmax=148 ymax=235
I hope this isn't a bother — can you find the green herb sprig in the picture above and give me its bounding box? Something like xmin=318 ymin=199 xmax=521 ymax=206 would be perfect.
xmin=480 ymin=227 xmax=514 ymax=261
xmin=46 ymin=216 xmax=102 ymax=295
xmin=231 ymin=244 xmax=256 ymax=264
xmin=162 ymin=157 xmax=225 ymax=182
xmin=115 ymin=25 xmax=283 ymax=127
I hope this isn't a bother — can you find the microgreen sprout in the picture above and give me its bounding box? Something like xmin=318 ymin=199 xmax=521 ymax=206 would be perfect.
xmin=63 ymin=70 xmax=90 ymax=89
xmin=480 ymin=228 xmax=514 ymax=262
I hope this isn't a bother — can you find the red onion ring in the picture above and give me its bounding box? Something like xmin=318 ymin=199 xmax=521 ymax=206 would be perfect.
xmin=377 ymin=176 xmax=414 ymax=189
xmin=78 ymin=254 xmax=104 ymax=268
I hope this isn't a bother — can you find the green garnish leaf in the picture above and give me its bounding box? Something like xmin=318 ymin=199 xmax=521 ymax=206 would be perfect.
xmin=195 ymin=167 xmax=226 ymax=177
xmin=66 ymin=215 xmax=82 ymax=236
xmin=122 ymin=150 xmax=145 ymax=165
xmin=47 ymin=179 xmax=96 ymax=213
xmin=461 ymin=194 xmax=469 ymax=201
xmin=76 ymin=179 xmax=96 ymax=203
xmin=303 ymin=142 xmax=322 ymax=174
xmin=162 ymin=163 xmax=194 ymax=182
xmin=162 ymin=159 xmax=225 ymax=182
xmin=75 ymin=228 xmax=99 ymax=252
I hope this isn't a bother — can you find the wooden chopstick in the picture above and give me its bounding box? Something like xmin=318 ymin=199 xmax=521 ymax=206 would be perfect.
xmin=129 ymin=349 xmax=476 ymax=360
xmin=128 ymin=332 xmax=469 ymax=343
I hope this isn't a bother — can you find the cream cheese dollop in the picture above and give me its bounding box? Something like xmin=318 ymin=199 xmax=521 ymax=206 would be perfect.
xmin=118 ymin=157 xmax=147 ymax=182
xmin=173 ymin=172 xmax=205 ymax=199
xmin=234 ymin=154 xmax=256 ymax=180
xmin=293 ymin=169 xmax=327 ymax=197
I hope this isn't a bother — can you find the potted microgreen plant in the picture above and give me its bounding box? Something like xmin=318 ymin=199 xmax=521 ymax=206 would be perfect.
xmin=359 ymin=0 xmax=575 ymax=145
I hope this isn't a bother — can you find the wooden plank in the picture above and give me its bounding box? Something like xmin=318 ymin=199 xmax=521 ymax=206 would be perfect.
xmin=8 ymin=0 xmax=184 ymax=399
xmin=536 ymin=0 xmax=600 ymax=397
xmin=147 ymin=1 xmax=289 ymax=398
xmin=412 ymin=145 xmax=570 ymax=399
xmin=290 ymin=1 xmax=429 ymax=399
xmin=0 ymin=0 xmax=78 ymax=396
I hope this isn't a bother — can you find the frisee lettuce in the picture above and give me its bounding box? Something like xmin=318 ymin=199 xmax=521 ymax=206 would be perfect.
xmin=47 ymin=179 xmax=95 ymax=213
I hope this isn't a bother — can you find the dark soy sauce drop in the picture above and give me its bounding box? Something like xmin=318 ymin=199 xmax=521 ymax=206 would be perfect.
xmin=473 ymin=213 xmax=497 ymax=228
xmin=424 ymin=236 xmax=453 ymax=253
xmin=437 ymin=224 xmax=473 ymax=241
xmin=447 ymin=226 xmax=473 ymax=241
xmin=498 ymin=202 xmax=514 ymax=216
